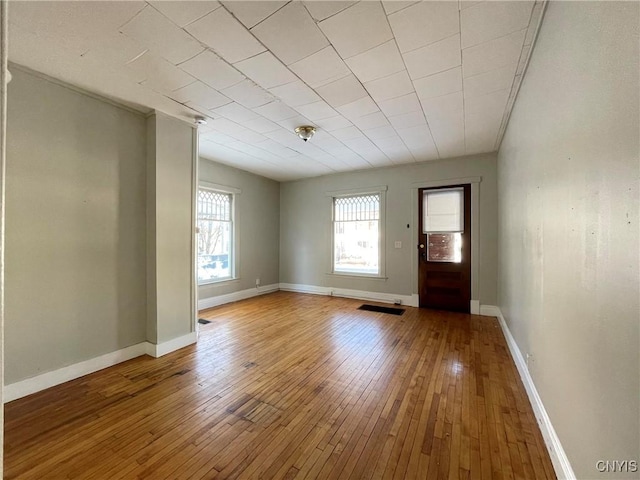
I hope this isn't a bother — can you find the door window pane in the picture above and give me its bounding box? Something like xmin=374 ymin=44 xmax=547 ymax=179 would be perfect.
xmin=427 ymin=233 xmax=462 ymax=263
xmin=423 ymin=189 xmax=463 ymax=233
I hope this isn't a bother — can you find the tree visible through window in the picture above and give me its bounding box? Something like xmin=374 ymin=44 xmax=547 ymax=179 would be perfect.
xmin=197 ymin=189 xmax=233 ymax=283
xmin=333 ymin=194 xmax=380 ymax=275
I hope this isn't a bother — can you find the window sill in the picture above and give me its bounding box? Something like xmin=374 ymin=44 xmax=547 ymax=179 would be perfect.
xmin=326 ymin=272 xmax=388 ymax=281
xmin=198 ymin=277 xmax=240 ymax=287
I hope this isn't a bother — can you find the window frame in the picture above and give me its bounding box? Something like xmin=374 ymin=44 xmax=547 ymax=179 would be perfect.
xmin=197 ymin=181 xmax=241 ymax=286
xmin=327 ymin=185 xmax=387 ymax=279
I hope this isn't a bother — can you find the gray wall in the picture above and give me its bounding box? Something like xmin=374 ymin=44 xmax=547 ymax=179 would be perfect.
xmin=198 ymin=158 xmax=280 ymax=300
xmin=5 ymin=68 xmax=147 ymax=383
xmin=147 ymin=113 xmax=196 ymax=344
xmin=280 ymin=154 xmax=498 ymax=304
xmin=497 ymin=2 xmax=639 ymax=478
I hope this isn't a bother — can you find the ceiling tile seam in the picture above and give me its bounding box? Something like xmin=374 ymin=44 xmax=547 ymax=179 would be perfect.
xmin=458 ymin=4 xmax=468 ymax=156
xmin=168 ymin=3 xmax=271 ymax=88
xmin=416 ymin=65 xmax=464 ymax=100
xmin=462 ymin=63 xmax=517 ymax=81
xmin=248 ymin=2 xmax=329 ymax=67
xmin=173 ymin=46 xmax=212 ymax=69
xmin=305 ymin=1 xmax=355 ymax=23
xmin=245 ymin=0 xmax=292 ymax=30
xmin=358 ymin=9 xmax=423 ymax=163
xmin=460 ymin=27 xmax=529 ymax=59
xmin=214 ymin=3 xmax=377 ymax=165
xmin=382 ymin=4 xmax=438 ymax=161
xmin=135 ymin=60 xmax=197 ymax=91
xmin=145 ymin=1 xmax=219 ymax=30
xmin=170 ymin=46 xmax=295 ymax=126
xmin=304 ymin=129 xmax=375 ymax=169
xmin=465 ymin=82 xmax=516 ymax=102
xmin=385 ymin=1 xmax=420 ymax=18
xmin=487 ymin=27 xmax=533 ymax=150
xmin=204 ymin=2 xmax=358 ymax=132
xmin=115 ymin=7 xmax=258 ymax=111
xmin=118 ymin=5 xmax=209 ymax=66
xmin=124 ymin=47 xmax=150 ymax=65
xmin=340 ymin=38 xmax=398 ymax=66
xmin=175 ymin=51 xmax=247 ymax=97
xmin=305 ymin=89 xmax=358 ymax=112
xmin=280 ymin=118 xmax=375 ymax=168
xmin=494 ymin=0 xmax=549 ymax=151
xmin=206 ymin=138 xmax=312 ymax=171
xmin=398 ymin=30 xmax=460 ymax=57
xmin=115 ymin=3 xmax=149 ymax=32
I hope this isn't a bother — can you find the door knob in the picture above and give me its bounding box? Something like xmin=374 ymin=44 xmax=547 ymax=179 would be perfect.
xmin=418 ymin=243 xmax=424 ymax=249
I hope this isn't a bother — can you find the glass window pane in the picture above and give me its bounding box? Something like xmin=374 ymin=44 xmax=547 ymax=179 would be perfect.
xmin=334 ymin=220 xmax=379 ymax=274
xmin=333 ymin=194 xmax=380 ymax=275
xmin=197 ymin=189 xmax=232 ymax=283
xmin=423 ymin=189 xmax=463 ymax=233
xmin=427 ymin=233 xmax=462 ymax=263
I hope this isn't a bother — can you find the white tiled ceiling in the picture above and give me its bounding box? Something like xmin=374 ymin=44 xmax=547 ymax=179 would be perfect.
xmin=7 ymin=0 xmax=546 ymax=182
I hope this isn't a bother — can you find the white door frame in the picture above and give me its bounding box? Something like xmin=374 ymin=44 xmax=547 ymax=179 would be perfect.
xmin=411 ymin=176 xmax=481 ymax=314
xmin=1 ymin=1 xmax=10 ymax=474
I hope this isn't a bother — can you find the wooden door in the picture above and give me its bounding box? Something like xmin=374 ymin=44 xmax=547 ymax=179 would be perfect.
xmin=418 ymin=185 xmax=471 ymax=312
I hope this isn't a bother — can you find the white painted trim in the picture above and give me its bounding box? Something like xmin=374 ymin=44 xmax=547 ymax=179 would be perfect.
xmin=191 ymin=127 xmax=199 ymax=341
xmin=146 ymin=332 xmax=197 ymax=358
xmin=411 ymin=176 xmax=482 ymax=189
xmin=279 ymin=283 xmax=327 ymax=296
xmin=411 ymin=294 xmax=419 ymax=307
xmin=482 ymin=306 xmax=576 ymax=480
xmin=326 ymin=187 xmax=388 ymax=279
xmin=470 ymin=300 xmax=480 ymax=314
xmin=279 ymin=283 xmax=419 ymax=307
xmin=198 ymin=283 xmax=279 ymax=311
xmin=4 ymin=343 xmax=150 ymax=403
xmin=479 ymin=304 xmax=500 ymax=317
xmin=1 ymin=3 xmax=8 ymax=469
xmin=325 ymin=185 xmax=388 ymax=197
xmin=199 ymin=180 xmax=241 ymax=195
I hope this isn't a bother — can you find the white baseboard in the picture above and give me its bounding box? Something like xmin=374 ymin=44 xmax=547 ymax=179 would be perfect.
xmin=479 ymin=304 xmax=501 ymax=317
xmin=4 ymin=342 xmax=149 ymax=403
xmin=485 ymin=306 xmax=576 ymax=480
xmin=470 ymin=299 xmax=481 ymax=314
xmin=198 ymin=283 xmax=279 ymax=311
xmin=146 ymin=332 xmax=197 ymax=358
xmin=279 ymin=283 xmax=418 ymax=307
xmin=279 ymin=282 xmax=327 ymax=296
xmin=5 ymin=330 xmax=200 ymax=402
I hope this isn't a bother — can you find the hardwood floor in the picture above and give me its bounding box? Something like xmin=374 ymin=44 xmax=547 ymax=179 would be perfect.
xmin=4 ymin=292 xmax=556 ymax=479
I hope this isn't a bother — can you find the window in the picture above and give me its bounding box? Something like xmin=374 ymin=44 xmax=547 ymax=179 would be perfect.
xmin=197 ymin=188 xmax=233 ymax=283
xmin=422 ymin=188 xmax=463 ymax=263
xmin=333 ymin=193 xmax=381 ymax=275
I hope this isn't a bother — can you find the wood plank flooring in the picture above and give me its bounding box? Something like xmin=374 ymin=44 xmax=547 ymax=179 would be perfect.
xmin=4 ymin=292 xmax=556 ymax=479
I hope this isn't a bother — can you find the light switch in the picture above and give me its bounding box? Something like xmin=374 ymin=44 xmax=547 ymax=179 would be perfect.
xmin=394 ymin=241 xmax=402 ymax=249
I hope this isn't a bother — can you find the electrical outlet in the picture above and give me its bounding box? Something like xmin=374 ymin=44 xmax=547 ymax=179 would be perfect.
xmin=526 ymin=353 xmax=533 ymax=367
xmin=394 ymin=299 xmax=402 ymax=305
xmin=256 ymin=278 xmax=260 ymax=287
xmin=394 ymin=241 xmax=402 ymax=249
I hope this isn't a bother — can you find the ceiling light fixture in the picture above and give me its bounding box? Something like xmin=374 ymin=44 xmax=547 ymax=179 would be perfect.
xmin=294 ymin=125 xmax=316 ymax=142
